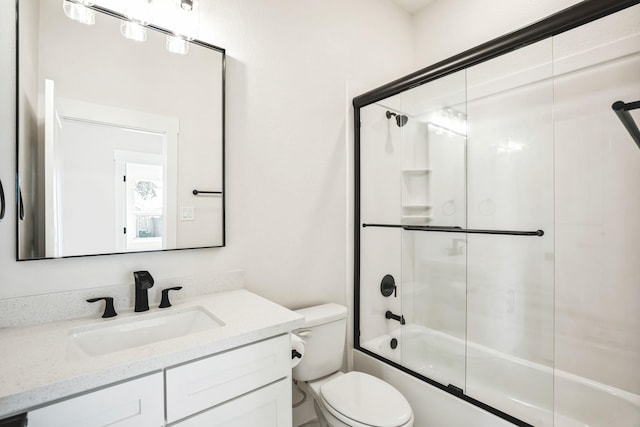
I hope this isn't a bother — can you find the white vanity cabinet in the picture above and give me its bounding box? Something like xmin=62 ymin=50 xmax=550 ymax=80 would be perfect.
xmin=28 ymin=372 xmax=164 ymax=427
xmin=26 ymin=334 xmax=292 ymax=427
xmin=165 ymin=334 xmax=291 ymax=424
xmin=172 ymin=379 xmax=290 ymax=426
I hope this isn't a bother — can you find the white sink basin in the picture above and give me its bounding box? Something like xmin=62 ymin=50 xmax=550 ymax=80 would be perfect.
xmin=67 ymin=306 xmax=224 ymax=358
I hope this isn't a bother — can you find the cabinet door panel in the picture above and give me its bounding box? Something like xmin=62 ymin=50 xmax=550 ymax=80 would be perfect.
xmin=172 ymin=379 xmax=291 ymax=427
xmin=28 ymin=373 xmax=163 ymax=427
xmin=166 ymin=334 xmax=290 ymax=423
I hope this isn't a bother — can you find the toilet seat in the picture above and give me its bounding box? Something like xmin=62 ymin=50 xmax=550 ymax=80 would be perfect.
xmin=319 ymin=371 xmax=413 ymax=427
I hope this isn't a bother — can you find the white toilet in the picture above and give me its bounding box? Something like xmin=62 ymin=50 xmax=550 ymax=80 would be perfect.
xmin=293 ymin=303 xmax=414 ymax=427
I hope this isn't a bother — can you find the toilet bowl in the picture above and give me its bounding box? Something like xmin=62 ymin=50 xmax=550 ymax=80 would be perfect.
xmin=292 ymin=304 xmax=414 ymax=427
xmin=298 ymin=371 xmax=414 ymax=427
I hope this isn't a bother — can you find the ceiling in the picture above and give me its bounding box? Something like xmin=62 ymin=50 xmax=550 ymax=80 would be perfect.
xmin=390 ymin=0 xmax=435 ymax=15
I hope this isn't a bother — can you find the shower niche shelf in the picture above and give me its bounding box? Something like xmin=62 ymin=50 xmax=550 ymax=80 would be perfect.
xmin=401 ymin=215 xmax=432 ymax=225
xmin=401 ymin=200 xmax=431 ymax=225
xmin=402 ymin=168 xmax=431 ymax=173
xmin=401 ymin=164 xmax=431 ymax=226
xmin=402 ymin=204 xmax=432 ymax=209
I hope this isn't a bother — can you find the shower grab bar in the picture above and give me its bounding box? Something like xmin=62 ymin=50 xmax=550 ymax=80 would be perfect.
xmin=612 ymin=100 xmax=640 ymax=150
xmin=192 ymin=189 xmax=223 ymax=196
xmin=362 ymin=223 xmax=544 ymax=237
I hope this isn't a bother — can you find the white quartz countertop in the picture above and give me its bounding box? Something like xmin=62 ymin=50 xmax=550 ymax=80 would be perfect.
xmin=0 ymin=289 xmax=304 ymax=419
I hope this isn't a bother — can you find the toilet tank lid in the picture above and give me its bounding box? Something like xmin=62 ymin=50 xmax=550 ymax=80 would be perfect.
xmin=295 ymin=303 xmax=347 ymax=328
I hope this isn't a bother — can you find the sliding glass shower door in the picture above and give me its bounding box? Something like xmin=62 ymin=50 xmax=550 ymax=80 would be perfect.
xmin=397 ymin=71 xmax=468 ymax=390
xmin=464 ymin=40 xmax=555 ymax=425
xmin=358 ymin=40 xmax=554 ymax=427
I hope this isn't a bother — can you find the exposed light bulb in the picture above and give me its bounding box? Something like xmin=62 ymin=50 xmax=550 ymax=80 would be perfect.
xmin=166 ymin=35 xmax=189 ymax=55
xmin=120 ymin=20 xmax=147 ymax=42
xmin=62 ymin=0 xmax=95 ymax=25
xmin=176 ymin=0 xmax=198 ymax=12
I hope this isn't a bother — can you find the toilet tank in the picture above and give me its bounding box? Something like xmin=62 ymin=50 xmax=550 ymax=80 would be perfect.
xmin=292 ymin=303 xmax=347 ymax=382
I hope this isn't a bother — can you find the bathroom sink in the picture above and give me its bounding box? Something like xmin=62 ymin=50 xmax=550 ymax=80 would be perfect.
xmin=67 ymin=306 xmax=224 ymax=358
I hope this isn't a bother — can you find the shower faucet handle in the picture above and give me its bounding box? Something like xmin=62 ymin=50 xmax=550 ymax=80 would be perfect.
xmin=380 ymin=274 xmax=397 ymax=298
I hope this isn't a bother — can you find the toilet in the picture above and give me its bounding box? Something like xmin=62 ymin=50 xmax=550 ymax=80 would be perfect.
xmin=293 ymin=303 xmax=414 ymax=427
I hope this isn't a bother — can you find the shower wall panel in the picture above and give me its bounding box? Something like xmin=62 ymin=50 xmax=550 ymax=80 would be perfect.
xmin=553 ymin=5 xmax=640 ymax=396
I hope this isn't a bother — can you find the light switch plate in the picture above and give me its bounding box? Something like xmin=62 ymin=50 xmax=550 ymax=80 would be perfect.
xmin=180 ymin=207 xmax=195 ymax=221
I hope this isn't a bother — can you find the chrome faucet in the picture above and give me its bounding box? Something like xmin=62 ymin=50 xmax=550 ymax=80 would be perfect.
xmin=134 ymin=271 xmax=154 ymax=312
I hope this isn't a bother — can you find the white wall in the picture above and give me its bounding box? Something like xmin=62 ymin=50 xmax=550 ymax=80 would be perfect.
xmin=412 ymin=0 xmax=581 ymax=69
xmin=0 ymin=0 xmax=414 ymax=303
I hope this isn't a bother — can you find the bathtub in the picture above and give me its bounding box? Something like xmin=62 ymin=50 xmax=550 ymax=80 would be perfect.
xmin=362 ymin=325 xmax=640 ymax=427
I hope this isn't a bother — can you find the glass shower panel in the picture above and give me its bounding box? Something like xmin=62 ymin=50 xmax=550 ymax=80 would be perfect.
xmin=399 ymin=71 xmax=468 ymax=389
xmin=359 ymin=96 xmax=404 ymax=362
xmin=552 ymin=5 xmax=640 ymax=426
xmin=465 ymin=40 xmax=555 ymax=426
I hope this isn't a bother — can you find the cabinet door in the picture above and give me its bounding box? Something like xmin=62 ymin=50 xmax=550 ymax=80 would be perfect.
xmin=172 ymin=379 xmax=291 ymax=427
xmin=166 ymin=334 xmax=290 ymax=423
xmin=28 ymin=373 xmax=164 ymax=427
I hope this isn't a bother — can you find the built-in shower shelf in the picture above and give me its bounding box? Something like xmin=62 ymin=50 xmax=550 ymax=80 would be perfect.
xmin=402 ymin=168 xmax=431 ymax=174
xmin=402 ymin=204 xmax=432 ymax=209
xmin=401 ymin=215 xmax=432 ymax=221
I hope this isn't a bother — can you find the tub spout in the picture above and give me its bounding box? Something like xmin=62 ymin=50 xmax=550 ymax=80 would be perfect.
xmin=385 ymin=310 xmax=406 ymax=325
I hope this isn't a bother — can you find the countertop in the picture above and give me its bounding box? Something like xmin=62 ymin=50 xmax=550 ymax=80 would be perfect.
xmin=0 ymin=289 xmax=304 ymax=419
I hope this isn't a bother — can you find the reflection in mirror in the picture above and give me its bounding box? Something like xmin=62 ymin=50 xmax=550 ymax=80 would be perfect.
xmin=17 ymin=0 xmax=225 ymax=260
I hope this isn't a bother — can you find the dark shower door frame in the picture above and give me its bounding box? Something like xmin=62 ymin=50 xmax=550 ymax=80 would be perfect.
xmin=352 ymin=1 xmax=640 ymax=426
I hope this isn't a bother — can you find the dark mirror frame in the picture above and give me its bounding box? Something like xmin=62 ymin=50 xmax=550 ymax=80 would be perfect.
xmin=15 ymin=0 xmax=226 ymax=261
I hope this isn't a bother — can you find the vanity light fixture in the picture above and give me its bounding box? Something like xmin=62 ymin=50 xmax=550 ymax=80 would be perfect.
xmin=166 ymin=35 xmax=189 ymax=55
xmin=166 ymin=0 xmax=199 ymax=54
xmin=179 ymin=0 xmax=194 ymax=11
xmin=121 ymin=0 xmax=154 ymax=42
xmin=62 ymin=0 xmax=200 ymax=54
xmin=62 ymin=0 xmax=96 ymax=26
xmin=120 ymin=20 xmax=147 ymax=42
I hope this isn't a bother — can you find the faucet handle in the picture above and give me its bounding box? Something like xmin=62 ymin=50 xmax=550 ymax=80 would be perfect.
xmin=87 ymin=297 xmax=117 ymax=318
xmin=159 ymin=286 xmax=183 ymax=308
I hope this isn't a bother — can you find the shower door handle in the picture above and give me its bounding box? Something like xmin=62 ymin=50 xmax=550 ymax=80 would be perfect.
xmin=0 ymin=179 xmax=5 ymax=220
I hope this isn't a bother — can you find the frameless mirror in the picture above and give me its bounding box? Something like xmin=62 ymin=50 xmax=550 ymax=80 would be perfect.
xmin=17 ymin=0 xmax=225 ymax=260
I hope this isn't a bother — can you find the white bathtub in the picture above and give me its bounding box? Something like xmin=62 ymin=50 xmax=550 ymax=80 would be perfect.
xmin=362 ymin=325 xmax=640 ymax=427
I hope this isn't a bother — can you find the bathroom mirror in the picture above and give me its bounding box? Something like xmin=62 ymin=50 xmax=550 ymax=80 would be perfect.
xmin=17 ymin=0 xmax=225 ymax=260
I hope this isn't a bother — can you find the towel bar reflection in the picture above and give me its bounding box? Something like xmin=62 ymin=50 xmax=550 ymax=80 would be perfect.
xmin=192 ymin=190 xmax=223 ymax=196
xmin=612 ymin=100 xmax=640 ymax=150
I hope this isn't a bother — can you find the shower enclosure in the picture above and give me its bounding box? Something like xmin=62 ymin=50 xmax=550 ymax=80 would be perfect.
xmin=353 ymin=1 xmax=640 ymax=426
